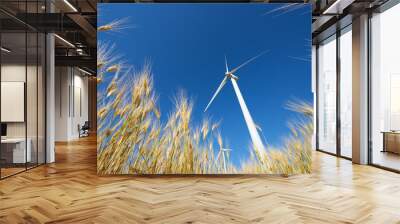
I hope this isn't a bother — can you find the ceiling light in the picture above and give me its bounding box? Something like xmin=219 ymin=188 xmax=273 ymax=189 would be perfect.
xmin=323 ymin=0 xmax=354 ymax=15
xmin=54 ymin=34 xmax=75 ymax=48
xmin=63 ymin=0 xmax=78 ymax=12
xmin=1 ymin=47 xmax=11 ymax=53
xmin=76 ymin=48 xmax=85 ymax=55
xmin=78 ymin=67 xmax=93 ymax=76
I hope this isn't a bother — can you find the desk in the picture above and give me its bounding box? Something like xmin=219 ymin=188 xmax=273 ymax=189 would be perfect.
xmin=382 ymin=132 xmax=400 ymax=154
xmin=1 ymin=138 xmax=31 ymax=163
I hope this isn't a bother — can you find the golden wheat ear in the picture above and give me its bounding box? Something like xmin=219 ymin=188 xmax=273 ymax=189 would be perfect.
xmin=285 ymin=100 xmax=313 ymax=117
xmin=98 ymin=17 xmax=133 ymax=32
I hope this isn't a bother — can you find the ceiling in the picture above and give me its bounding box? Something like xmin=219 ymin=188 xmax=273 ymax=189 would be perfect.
xmin=1 ymin=0 xmax=394 ymax=73
xmin=0 ymin=0 xmax=97 ymax=74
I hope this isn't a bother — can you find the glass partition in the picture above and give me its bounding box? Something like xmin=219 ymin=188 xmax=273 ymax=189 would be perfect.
xmin=1 ymin=30 xmax=28 ymax=177
xmin=317 ymin=35 xmax=337 ymax=154
xmin=0 ymin=1 xmax=46 ymax=179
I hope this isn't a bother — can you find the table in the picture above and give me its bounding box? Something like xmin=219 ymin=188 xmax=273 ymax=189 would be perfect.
xmin=1 ymin=138 xmax=32 ymax=164
xmin=382 ymin=131 xmax=400 ymax=154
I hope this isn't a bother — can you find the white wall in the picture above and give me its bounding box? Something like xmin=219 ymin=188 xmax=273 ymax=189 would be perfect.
xmin=72 ymin=73 xmax=89 ymax=138
xmin=1 ymin=64 xmax=25 ymax=81
xmin=54 ymin=67 xmax=89 ymax=141
xmin=55 ymin=67 xmax=69 ymax=141
xmin=1 ymin=65 xmax=26 ymax=139
xmin=1 ymin=82 xmax=25 ymax=122
xmin=0 ymin=64 xmax=41 ymax=138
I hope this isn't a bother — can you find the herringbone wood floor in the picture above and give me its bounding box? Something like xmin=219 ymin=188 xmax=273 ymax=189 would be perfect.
xmin=1 ymin=136 xmax=400 ymax=224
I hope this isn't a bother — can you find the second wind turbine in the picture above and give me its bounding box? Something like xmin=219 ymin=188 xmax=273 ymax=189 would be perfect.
xmin=204 ymin=51 xmax=268 ymax=159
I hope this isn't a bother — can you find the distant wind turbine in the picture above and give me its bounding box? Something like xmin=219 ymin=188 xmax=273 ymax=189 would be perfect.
xmin=216 ymin=148 xmax=231 ymax=173
xmin=204 ymin=51 xmax=268 ymax=160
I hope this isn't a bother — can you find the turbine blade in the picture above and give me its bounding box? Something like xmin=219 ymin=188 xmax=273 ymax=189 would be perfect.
xmin=262 ymin=3 xmax=297 ymax=16
xmin=254 ymin=122 xmax=263 ymax=132
xmin=204 ymin=76 xmax=228 ymax=112
xmin=222 ymin=152 xmax=227 ymax=173
xmin=230 ymin=50 xmax=269 ymax=74
xmin=225 ymin=55 xmax=229 ymax=73
xmin=216 ymin=150 xmax=221 ymax=162
xmin=272 ymin=4 xmax=305 ymax=18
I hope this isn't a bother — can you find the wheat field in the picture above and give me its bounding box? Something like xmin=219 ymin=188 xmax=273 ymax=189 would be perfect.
xmin=96 ymin=18 xmax=312 ymax=175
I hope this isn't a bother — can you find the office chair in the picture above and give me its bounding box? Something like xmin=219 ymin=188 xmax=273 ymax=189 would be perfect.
xmin=78 ymin=121 xmax=90 ymax=138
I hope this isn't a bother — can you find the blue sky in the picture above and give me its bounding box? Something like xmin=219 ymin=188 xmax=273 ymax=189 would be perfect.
xmin=98 ymin=3 xmax=312 ymax=166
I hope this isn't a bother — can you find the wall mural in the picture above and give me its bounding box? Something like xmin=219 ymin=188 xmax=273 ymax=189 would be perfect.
xmin=97 ymin=3 xmax=313 ymax=175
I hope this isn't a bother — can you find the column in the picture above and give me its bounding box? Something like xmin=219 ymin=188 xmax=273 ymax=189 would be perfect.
xmin=352 ymin=14 xmax=369 ymax=164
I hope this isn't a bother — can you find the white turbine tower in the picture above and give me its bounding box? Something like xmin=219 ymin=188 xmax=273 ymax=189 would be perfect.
xmin=204 ymin=51 xmax=268 ymax=160
xmin=216 ymin=148 xmax=231 ymax=173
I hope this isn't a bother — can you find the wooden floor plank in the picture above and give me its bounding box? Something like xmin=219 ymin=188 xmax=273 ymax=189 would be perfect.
xmin=0 ymin=135 xmax=400 ymax=223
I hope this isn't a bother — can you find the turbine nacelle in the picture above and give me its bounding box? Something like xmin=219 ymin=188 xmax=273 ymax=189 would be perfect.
xmin=204 ymin=50 xmax=268 ymax=113
xmin=225 ymin=72 xmax=238 ymax=80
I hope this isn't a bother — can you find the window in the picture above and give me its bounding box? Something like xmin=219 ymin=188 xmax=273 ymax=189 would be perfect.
xmin=370 ymin=3 xmax=400 ymax=171
xmin=339 ymin=27 xmax=352 ymax=158
xmin=317 ymin=35 xmax=337 ymax=154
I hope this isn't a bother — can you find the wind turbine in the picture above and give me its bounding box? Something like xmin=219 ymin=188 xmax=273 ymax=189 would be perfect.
xmin=204 ymin=51 xmax=268 ymax=160
xmin=216 ymin=148 xmax=231 ymax=173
